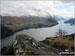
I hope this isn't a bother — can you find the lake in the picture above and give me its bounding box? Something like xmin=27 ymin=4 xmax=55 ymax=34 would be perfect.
xmin=1 ymin=20 xmax=75 ymax=48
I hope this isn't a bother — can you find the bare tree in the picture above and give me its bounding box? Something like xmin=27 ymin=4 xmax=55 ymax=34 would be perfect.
xmin=56 ymin=28 xmax=67 ymax=37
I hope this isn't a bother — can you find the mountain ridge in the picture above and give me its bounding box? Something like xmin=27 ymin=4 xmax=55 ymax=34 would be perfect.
xmin=1 ymin=15 xmax=58 ymax=38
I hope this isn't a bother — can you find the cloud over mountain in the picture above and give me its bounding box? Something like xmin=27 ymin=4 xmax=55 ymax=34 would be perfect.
xmin=1 ymin=0 xmax=74 ymax=18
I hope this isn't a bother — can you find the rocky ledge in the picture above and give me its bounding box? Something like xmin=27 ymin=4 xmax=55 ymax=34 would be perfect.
xmin=13 ymin=35 xmax=58 ymax=55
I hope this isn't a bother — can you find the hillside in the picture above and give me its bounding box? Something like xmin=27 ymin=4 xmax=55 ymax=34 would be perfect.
xmin=1 ymin=35 xmax=58 ymax=55
xmin=1 ymin=16 xmax=58 ymax=38
xmin=64 ymin=18 xmax=75 ymax=25
xmin=1 ymin=34 xmax=74 ymax=55
xmin=53 ymin=15 xmax=65 ymax=21
xmin=43 ymin=34 xmax=74 ymax=51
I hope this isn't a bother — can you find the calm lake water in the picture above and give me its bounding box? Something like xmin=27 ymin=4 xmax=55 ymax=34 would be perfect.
xmin=1 ymin=20 xmax=75 ymax=48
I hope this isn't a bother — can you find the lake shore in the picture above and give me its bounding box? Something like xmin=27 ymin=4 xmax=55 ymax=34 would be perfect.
xmin=1 ymin=23 xmax=58 ymax=39
xmin=1 ymin=20 xmax=74 ymax=49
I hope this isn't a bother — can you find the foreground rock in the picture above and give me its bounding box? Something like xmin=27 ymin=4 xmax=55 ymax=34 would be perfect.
xmin=1 ymin=34 xmax=74 ymax=55
xmin=13 ymin=35 xmax=58 ymax=55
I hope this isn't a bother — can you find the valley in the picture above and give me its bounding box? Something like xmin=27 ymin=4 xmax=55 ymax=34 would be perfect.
xmin=1 ymin=16 xmax=58 ymax=38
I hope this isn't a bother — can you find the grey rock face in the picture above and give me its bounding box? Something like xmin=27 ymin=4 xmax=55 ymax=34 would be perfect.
xmin=13 ymin=35 xmax=57 ymax=55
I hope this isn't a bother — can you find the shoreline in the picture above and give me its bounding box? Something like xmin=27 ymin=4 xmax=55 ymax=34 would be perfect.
xmin=1 ymin=23 xmax=58 ymax=39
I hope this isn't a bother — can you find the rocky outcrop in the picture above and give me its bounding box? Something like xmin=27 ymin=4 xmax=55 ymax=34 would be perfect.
xmin=13 ymin=35 xmax=58 ymax=55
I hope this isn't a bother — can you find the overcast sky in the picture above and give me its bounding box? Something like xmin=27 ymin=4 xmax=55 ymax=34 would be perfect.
xmin=1 ymin=0 xmax=75 ymax=18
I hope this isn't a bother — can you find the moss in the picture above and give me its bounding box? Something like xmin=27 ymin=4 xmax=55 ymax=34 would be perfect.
xmin=1 ymin=45 xmax=14 ymax=55
xmin=23 ymin=41 xmax=40 ymax=55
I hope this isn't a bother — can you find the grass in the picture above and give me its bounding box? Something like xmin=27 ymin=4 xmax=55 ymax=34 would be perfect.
xmin=43 ymin=34 xmax=74 ymax=51
xmin=1 ymin=44 xmax=14 ymax=55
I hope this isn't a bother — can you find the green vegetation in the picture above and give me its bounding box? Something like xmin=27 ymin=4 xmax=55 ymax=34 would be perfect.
xmin=24 ymin=43 xmax=39 ymax=55
xmin=1 ymin=25 xmax=14 ymax=38
xmin=1 ymin=45 xmax=14 ymax=55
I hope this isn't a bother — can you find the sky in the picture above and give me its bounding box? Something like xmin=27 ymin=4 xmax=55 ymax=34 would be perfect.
xmin=1 ymin=0 xmax=75 ymax=18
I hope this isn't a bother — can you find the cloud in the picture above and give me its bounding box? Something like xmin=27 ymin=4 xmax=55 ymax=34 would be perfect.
xmin=60 ymin=0 xmax=74 ymax=3
xmin=1 ymin=0 xmax=74 ymax=18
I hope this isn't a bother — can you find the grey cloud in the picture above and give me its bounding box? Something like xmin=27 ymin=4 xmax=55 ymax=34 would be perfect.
xmin=61 ymin=0 xmax=74 ymax=3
